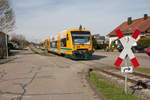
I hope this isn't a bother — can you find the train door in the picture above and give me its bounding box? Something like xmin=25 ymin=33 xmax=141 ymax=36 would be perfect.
xmin=43 ymin=41 xmax=45 ymax=48
xmin=66 ymin=33 xmax=70 ymax=48
xmin=57 ymin=35 xmax=61 ymax=54
xmin=48 ymin=39 xmax=50 ymax=51
xmin=46 ymin=39 xmax=48 ymax=49
xmin=90 ymin=34 xmax=93 ymax=50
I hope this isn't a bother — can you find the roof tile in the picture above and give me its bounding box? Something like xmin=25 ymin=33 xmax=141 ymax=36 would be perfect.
xmin=108 ymin=16 xmax=150 ymax=36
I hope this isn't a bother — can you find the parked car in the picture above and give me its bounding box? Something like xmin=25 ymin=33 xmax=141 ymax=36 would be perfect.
xmin=117 ymin=45 xmax=124 ymax=52
xmin=131 ymin=46 xmax=145 ymax=53
xmin=8 ymin=42 xmax=14 ymax=52
xmin=146 ymin=47 xmax=150 ymax=56
xmin=117 ymin=45 xmax=145 ymax=53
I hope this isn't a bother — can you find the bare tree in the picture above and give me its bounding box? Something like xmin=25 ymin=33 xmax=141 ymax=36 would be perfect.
xmin=0 ymin=0 xmax=15 ymax=33
xmin=11 ymin=34 xmax=29 ymax=49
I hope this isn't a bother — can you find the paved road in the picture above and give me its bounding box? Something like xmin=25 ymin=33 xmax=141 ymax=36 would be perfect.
xmin=0 ymin=49 xmax=99 ymax=100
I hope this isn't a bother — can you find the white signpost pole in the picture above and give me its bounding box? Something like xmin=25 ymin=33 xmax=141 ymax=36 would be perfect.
xmin=125 ymin=73 xmax=128 ymax=93
xmin=5 ymin=35 xmax=8 ymax=58
xmin=124 ymin=57 xmax=128 ymax=94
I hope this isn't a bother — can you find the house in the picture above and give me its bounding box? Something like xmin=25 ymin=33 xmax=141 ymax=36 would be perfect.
xmin=93 ymin=34 xmax=105 ymax=44
xmin=107 ymin=14 xmax=150 ymax=47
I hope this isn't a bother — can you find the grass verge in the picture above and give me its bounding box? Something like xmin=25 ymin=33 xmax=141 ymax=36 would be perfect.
xmin=29 ymin=47 xmax=52 ymax=56
xmin=136 ymin=68 xmax=150 ymax=74
xmin=90 ymin=73 xmax=143 ymax=100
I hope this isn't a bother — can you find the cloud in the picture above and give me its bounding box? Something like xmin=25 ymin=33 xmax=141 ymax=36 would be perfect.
xmin=12 ymin=0 xmax=150 ymax=42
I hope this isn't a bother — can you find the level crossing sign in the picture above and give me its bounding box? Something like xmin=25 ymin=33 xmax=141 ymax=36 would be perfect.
xmin=121 ymin=66 xmax=133 ymax=73
xmin=114 ymin=29 xmax=141 ymax=68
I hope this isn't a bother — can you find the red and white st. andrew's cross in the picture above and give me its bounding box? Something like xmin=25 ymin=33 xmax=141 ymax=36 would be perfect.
xmin=114 ymin=29 xmax=141 ymax=68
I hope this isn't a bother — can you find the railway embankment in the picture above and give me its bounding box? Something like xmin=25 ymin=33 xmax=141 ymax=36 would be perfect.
xmin=86 ymin=68 xmax=150 ymax=100
xmin=89 ymin=72 xmax=144 ymax=100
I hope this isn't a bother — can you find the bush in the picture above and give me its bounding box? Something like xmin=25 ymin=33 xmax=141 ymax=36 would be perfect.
xmin=98 ymin=43 xmax=108 ymax=50
xmin=92 ymin=36 xmax=98 ymax=49
xmin=10 ymin=34 xmax=29 ymax=49
xmin=93 ymin=43 xmax=108 ymax=50
xmin=92 ymin=36 xmax=109 ymax=50
xmin=109 ymin=41 xmax=117 ymax=52
xmin=137 ymin=37 xmax=150 ymax=48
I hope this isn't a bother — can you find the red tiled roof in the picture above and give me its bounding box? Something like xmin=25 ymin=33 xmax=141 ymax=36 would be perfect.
xmin=107 ymin=16 xmax=150 ymax=36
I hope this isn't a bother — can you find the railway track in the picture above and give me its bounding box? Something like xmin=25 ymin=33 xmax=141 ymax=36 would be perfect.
xmin=79 ymin=61 xmax=150 ymax=89
xmin=94 ymin=60 xmax=150 ymax=84
xmin=94 ymin=68 xmax=150 ymax=88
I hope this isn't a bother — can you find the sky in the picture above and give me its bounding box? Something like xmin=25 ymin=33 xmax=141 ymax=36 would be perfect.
xmin=11 ymin=0 xmax=150 ymax=42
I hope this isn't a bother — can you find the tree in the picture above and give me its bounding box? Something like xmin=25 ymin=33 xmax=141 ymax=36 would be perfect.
xmin=92 ymin=36 xmax=98 ymax=49
xmin=0 ymin=0 xmax=15 ymax=33
xmin=11 ymin=34 xmax=29 ymax=49
xmin=109 ymin=41 xmax=117 ymax=52
xmin=137 ymin=37 xmax=150 ymax=48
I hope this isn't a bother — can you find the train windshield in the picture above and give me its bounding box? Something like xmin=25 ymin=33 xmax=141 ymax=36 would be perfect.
xmin=71 ymin=31 xmax=91 ymax=45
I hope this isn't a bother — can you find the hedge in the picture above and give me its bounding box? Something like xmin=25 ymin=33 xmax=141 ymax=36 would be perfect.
xmin=137 ymin=37 xmax=150 ymax=48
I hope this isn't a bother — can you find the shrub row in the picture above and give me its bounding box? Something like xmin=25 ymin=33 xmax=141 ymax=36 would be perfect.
xmin=137 ymin=37 xmax=150 ymax=48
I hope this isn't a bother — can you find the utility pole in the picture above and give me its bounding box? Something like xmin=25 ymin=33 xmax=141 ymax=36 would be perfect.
xmin=5 ymin=34 xmax=8 ymax=58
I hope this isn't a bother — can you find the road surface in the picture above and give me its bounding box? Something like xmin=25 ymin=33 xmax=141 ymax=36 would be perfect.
xmin=0 ymin=49 xmax=99 ymax=100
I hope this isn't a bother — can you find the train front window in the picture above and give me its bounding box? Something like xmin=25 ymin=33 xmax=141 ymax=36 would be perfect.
xmin=71 ymin=31 xmax=90 ymax=45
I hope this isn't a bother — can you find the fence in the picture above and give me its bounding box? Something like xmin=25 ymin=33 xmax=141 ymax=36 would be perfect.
xmin=0 ymin=32 xmax=8 ymax=59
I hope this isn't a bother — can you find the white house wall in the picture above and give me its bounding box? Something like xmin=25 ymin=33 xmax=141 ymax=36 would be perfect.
xmin=109 ymin=36 xmax=118 ymax=47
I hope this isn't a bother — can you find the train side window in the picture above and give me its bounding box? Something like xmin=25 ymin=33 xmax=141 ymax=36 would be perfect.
xmin=67 ymin=34 xmax=69 ymax=40
xmin=55 ymin=41 xmax=57 ymax=47
xmin=61 ymin=38 xmax=66 ymax=47
xmin=52 ymin=41 xmax=55 ymax=48
xmin=50 ymin=42 xmax=52 ymax=47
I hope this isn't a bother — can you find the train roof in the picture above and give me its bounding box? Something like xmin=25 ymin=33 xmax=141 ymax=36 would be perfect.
xmin=42 ymin=29 xmax=91 ymax=41
xmin=60 ymin=29 xmax=90 ymax=32
xmin=57 ymin=29 xmax=91 ymax=38
xmin=58 ymin=29 xmax=91 ymax=35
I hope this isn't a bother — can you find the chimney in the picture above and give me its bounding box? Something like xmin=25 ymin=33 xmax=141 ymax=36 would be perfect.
xmin=144 ymin=14 xmax=148 ymax=20
xmin=127 ymin=17 xmax=132 ymax=25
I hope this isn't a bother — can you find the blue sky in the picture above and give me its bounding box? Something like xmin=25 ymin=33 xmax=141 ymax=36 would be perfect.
xmin=12 ymin=0 xmax=150 ymax=42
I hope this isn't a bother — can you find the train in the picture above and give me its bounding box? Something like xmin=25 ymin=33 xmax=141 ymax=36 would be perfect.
xmin=40 ymin=28 xmax=94 ymax=59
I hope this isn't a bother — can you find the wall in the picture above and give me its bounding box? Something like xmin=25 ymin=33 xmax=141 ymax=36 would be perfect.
xmin=0 ymin=32 xmax=8 ymax=59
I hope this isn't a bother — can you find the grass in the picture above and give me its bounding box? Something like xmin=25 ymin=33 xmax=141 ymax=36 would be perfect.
xmin=30 ymin=47 xmax=39 ymax=54
xmin=29 ymin=47 xmax=52 ymax=56
xmin=90 ymin=73 xmax=143 ymax=100
xmin=136 ymin=68 xmax=150 ymax=74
